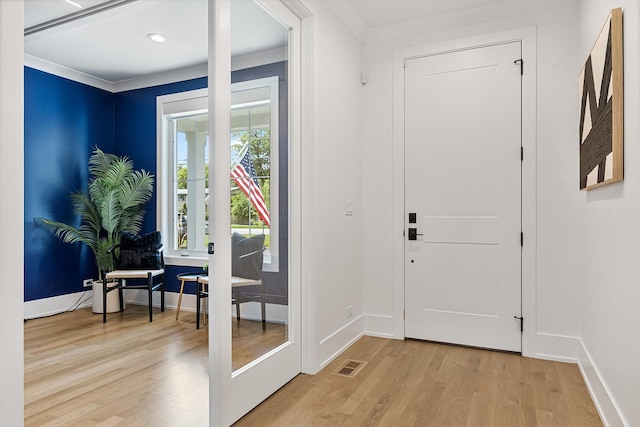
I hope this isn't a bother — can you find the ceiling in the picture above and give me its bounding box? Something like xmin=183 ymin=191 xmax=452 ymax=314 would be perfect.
xmin=24 ymin=0 xmax=523 ymax=85
xmin=346 ymin=0 xmax=507 ymax=28
xmin=24 ymin=0 xmax=289 ymax=83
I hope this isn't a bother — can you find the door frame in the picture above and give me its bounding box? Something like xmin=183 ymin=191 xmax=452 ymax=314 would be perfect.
xmin=391 ymin=27 xmax=537 ymax=357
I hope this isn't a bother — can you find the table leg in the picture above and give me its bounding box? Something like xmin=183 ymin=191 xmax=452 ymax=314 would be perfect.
xmin=202 ymin=281 xmax=207 ymax=326
xmin=176 ymin=280 xmax=185 ymax=320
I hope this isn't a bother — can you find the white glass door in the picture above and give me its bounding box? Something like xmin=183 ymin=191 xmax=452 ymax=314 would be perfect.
xmin=209 ymin=1 xmax=303 ymax=425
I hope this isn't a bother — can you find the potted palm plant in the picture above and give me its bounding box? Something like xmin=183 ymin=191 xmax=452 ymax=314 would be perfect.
xmin=39 ymin=146 xmax=154 ymax=313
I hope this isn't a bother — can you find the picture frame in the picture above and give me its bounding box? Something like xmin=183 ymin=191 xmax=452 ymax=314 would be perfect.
xmin=579 ymin=8 xmax=624 ymax=190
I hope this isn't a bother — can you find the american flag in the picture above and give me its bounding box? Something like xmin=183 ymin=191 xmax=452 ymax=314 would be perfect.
xmin=231 ymin=146 xmax=270 ymax=227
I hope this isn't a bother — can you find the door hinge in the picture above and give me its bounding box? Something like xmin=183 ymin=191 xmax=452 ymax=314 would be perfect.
xmin=514 ymin=59 xmax=524 ymax=75
xmin=514 ymin=316 xmax=524 ymax=332
xmin=521 ymin=146 xmax=524 ymax=161
xmin=521 ymin=232 xmax=524 ymax=246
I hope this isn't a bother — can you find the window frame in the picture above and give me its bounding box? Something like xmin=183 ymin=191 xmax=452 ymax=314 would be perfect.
xmin=157 ymin=77 xmax=280 ymax=271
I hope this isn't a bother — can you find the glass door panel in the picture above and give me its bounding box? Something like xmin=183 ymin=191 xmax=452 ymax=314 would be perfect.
xmin=230 ymin=76 xmax=288 ymax=372
xmin=209 ymin=0 xmax=303 ymax=425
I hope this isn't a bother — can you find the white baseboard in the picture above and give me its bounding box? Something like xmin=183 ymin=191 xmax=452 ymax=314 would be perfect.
xmin=233 ymin=301 xmax=288 ymax=324
xmin=124 ymin=289 xmax=191 ymax=312
xmin=123 ymin=290 xmax=288 ymax=323
xmin=363 ymin=313 xmax=394 ymax=338
xmin=24 ymin=290 xmax=93 ymax=319
xmin=577 ymin=339 xmax=626 ymax=427
xmin=533 ymin=333 xmax=626 ymax=426
xmin=24 ymin=290 xmax=289 ymax=324
xmin=316 ymin=315 xmax=365 ymax=373
xmin=533 ymin=332 xmax=581 ymax=363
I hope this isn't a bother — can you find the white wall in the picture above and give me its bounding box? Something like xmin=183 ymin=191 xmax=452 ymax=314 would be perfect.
xmin=300 ymin=0 xmax=365 ymax=372
xmin=0 ymin=0 xmax=24 ymax=425
xmin=361 ymin=4 xmax=583 ymax=356
xmin=578 ymin=2 xmax=640 ymax=425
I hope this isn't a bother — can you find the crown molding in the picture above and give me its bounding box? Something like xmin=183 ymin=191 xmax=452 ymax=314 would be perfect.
xmin=24 ymin=54 xmax=115 ymax=92
xmin=24 ymin=50 xmax=289 ymax=93
xmin=113 ymin=64 xmax=208 ymax=93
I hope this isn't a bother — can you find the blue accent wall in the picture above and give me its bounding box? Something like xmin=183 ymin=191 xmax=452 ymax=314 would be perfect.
xmin=24 ymin=63 xmax=287 ymax=303
xmin=24 ymin=67 xmax=115 ymax=301
xmin=113 ymin=78 xmax=208 ymax=294
xmin=113 ymin=77 xmax=207 ymax=236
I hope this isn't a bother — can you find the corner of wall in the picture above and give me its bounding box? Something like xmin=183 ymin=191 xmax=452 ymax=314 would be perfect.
xmin=315 ymin=314 xmax=365 ymax=372
xmin=363 ymin=313 xmax=395 ymax=339
xmin=320 ymin=0 xmax=367 ymax=43
xmin=532 ymin=332 xmax=581 ymax=363
xmin=577 ymin=339 xmax=627 ymax=427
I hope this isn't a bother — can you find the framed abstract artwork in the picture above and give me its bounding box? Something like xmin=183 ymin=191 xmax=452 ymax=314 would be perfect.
xmin=579 ymin=8 xmax=624 ymax=190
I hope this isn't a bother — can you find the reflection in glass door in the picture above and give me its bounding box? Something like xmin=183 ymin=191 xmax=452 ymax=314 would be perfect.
xmin=161 ymin=76 xmax=288 ymax=374
xmin=230 ymin=76 xmax=288 ymax=372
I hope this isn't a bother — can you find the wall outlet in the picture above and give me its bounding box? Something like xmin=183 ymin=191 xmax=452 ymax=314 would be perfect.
xmin=347 ymin=305 xmax=353 ymax=318
xmin=83 ymin=279 xmax=94 ymax=287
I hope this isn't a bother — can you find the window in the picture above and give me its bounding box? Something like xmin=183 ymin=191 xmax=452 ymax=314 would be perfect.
xmin=157 ymin=77 xmax=279 ymax=271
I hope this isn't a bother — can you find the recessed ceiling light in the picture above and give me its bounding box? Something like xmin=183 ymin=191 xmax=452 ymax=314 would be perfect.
xmin=64 ymin=0 xmax=83 ymax=8
xmin=147 ymin=33 xmax=167 ymax=43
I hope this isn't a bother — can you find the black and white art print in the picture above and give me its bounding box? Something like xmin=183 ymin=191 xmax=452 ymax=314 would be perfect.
xmin=579 ymin=8 xmax=624 ymax=190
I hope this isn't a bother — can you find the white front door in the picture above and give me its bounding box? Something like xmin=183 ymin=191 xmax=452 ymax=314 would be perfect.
xmin=404 ymin=42 xmax=522 ymax=352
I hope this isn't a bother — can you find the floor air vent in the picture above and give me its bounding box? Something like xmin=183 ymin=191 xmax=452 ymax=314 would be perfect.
xmin=333 ymin=360 xmax=367 ymax=378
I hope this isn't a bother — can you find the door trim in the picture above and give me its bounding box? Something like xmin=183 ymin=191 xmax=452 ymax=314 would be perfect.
xmin=392 ymin=26 xmax=537 ymax=357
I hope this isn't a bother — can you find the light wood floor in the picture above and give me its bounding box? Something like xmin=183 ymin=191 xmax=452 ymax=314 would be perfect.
xmin=235 ymin=337 xmax=602 ymax=427
xmin=25 ymin=307 xmax=601 ymax=426
xmin=232 ymin=315 xmax=288 ymax=370
xmin=24 ymin=304 xmax=285 ymax=426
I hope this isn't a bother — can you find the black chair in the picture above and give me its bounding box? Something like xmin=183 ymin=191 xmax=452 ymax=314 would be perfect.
xmin=195 ymin=233 xmax=266 ymax=330
xmin=102 ymin=232 xmax=165 ymax=323
xmin=231 ymin=233 xmax=265 ymax=329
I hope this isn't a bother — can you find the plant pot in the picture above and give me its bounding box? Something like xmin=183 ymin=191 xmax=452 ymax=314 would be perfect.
xmin=91 ymin=281 xmax=125 ymax=314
